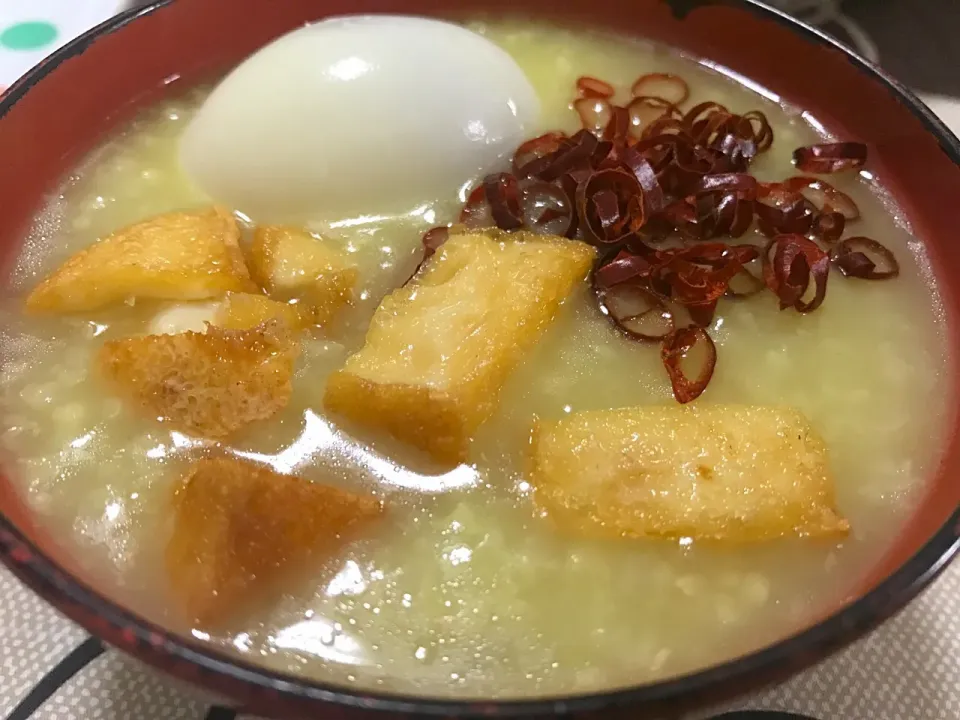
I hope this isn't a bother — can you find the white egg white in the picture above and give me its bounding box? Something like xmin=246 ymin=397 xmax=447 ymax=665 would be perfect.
xmin=180 ymin=15 xmax=540 ymax=224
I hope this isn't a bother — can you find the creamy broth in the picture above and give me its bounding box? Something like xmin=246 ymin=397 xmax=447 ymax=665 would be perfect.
xmin=0 ymin=20 xmax=948 ymax=698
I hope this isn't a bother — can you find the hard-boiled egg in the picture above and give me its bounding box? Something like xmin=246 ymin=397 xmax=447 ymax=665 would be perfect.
xmin=180 ymin=16 xmax=539 ymax=223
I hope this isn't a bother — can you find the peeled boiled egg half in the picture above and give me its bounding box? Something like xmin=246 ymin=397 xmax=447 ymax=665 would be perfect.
xmin=180 ymin=15 xmax=539 ymax=223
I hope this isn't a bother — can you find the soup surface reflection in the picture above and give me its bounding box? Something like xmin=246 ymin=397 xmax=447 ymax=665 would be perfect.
xmin=0 ymin=19 xmax=947 ymax=698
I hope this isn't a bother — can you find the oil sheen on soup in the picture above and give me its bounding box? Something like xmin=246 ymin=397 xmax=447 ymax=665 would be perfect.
xmin=0 ymin=18 xmax=947 ymax=698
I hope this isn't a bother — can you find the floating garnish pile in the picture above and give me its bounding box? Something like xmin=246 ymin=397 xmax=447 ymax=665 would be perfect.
xmin=422 ymin=73 xmax=899 ymax=403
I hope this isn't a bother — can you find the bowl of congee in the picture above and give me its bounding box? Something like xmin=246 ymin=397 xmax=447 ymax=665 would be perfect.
xmin=1 ymin=0 xmax=959 ymax=717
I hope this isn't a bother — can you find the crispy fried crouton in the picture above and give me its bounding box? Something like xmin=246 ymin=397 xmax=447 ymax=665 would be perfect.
xmin=166 ymin=455 xmax=383 ymax=625
xmin=26 ymin=206 xmax=254 ymax=314
xmin=530 ymin=404 xmax=849 ymax=543
xmin=99 ymin=321 xmax=298 ymax=438
xmin=249 ymin=225 xmax=356 ymax=326
xmin=213 ymin=292 xmax=308 ymax=331
xmin=324 ymin=231 xmax=596 ymax=464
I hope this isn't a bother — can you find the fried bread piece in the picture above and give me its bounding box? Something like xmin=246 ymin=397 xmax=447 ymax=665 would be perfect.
xmin=26 ymin=206 xmax=254 ymax=313
xmin=166 ymin=456 xmax=383 ymax=625
xmin=99 ymin=321 xmax=297 ymax=438
xmin=249 ymin=225 xmax=357 ymax=326
xmin=324 ymin=231 xmax=596 ymax=464
xmin=530 ymin=404 xmax=849 ymax=542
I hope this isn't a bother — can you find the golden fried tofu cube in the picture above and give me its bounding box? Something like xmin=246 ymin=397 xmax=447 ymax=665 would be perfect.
xmin=213 ymin=292 xmax=309 ymax=331
xmin=324 ymin=231 xmax=596 ymax=464
xmin=530 ymin=404 xmax=849 ymax=542
xmin=166 ymin=456 xmax=382 ymax=626
xmin=26 ymin=206 xmax=254 ymax=314
xmin=250 ymin=226 xmax=357 ymax=326
xmin=99 ymin=321 xmax=298 ymax=439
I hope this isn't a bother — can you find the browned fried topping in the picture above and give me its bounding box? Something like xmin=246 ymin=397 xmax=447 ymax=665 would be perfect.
xmin=99 ymin=321 xmax=298 ymax=438
xmin=166 ymin=455 xmax=383 ymax=625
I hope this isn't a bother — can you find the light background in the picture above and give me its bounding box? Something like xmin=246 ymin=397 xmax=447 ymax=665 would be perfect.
xmin=0 ymin=1 xmax=126 ymax=93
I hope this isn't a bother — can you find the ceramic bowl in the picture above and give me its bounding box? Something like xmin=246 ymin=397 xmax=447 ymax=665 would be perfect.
xmin=1 ymin=1 xmax=959 ymax=718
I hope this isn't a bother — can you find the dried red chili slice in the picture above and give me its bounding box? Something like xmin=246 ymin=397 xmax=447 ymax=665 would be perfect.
xmin=574 ymin=97 xmax=613 ymax=134
xmin=598 ymin=283 xmax=675 ymax=341
xmin=631 ymin=73 xmax=690 ymax=105
xmin=755 ymin=187 xmax=818 ymax=237
xmin=594 ymin=249 xmax=656 ymax=288
xmin=576 ymin=168 xmax=646 ymax=244
xmin=682 ymin=101 xmax=729 ymax=133
xmin=483 ymin=173 xmax=524 ymax=231
xmin=688 ymin=109 xmax=734 ymax=147
xmin=793 ymin=142 xmax=868 ymax=174
xmin=714 ymin=129 xmax=758 ymax=172
xmin=513 ymin=132 xmax=566 ymax=176
xmin=520 ymin=180 xmax=575 ymax=237
xmin=781 ymin=175 xmax=860 ymax=220
xmin=532 ymin=129 xmax=598 ymax=182
xmin=459 ymin=184 xmax=493 ymax=228
xmin=742 ymin=110 xmax=774 ymax=152
xmin=725 ymin=240 xmax=769 ymax=297
xmin=831 ymin=236 xmax=899 ymax=279
xmin=577 ymin=76 xmax=615 ymax=99
xmin=649 ymin=243 xmax=756 ymax=310
xmin=591 ymin=139 xmax=621 ymax=171
xmin=661 ymin=327 xmax=717 ymax=403
xmin=811 ymin=210 xmax=845 ymax=244
xmin=763 ymin=234 xmax=830 ymax=312
xmin=729 ymin=197 xmax=755 ymax=238
xmin=640 ymin=114 xmax=685 ymax=140
xmin=627 ymin=96 xmax=681 ymax=137
xmin=621 ymin=147 xmax=666 ymax=215
xmin=693 ymin=172 xmax=758 ymax=199
xmin=602 ymin=105 xmax=632 ymax=144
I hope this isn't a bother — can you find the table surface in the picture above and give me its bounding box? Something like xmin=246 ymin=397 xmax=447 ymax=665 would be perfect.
xmin=1 ymin=2 xmax=960 ymax=719
xmin=843 ymin=0 xmax=960 ymax=98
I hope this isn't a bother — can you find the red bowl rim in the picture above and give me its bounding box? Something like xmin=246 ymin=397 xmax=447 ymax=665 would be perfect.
xmin=1 ymin=0 xmax=959 ymax=717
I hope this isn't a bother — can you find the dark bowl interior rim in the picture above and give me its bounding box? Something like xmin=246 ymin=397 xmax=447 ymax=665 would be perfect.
xmin=1 ymin=0 xmax=959 ymax=716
